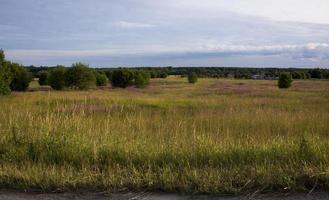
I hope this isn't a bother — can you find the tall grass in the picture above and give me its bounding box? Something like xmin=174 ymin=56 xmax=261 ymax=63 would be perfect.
xmin=0 ymin=77 xmax=329 ymax=194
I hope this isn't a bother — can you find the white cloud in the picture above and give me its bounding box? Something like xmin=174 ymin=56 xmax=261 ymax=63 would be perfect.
xmin=151 ymin=0 xmax=329 ymax=24
xmin=6 ymin=43 xmax=329 ymax=61
xmin=113 ymin=21 xmax=155 ymax=28
xmin=2 ymin=0 xmax=329 ymax=67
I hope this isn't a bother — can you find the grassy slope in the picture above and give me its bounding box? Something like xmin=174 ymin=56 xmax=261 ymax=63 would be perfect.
xmin=0 ymin=77 xmax=329 ymax=194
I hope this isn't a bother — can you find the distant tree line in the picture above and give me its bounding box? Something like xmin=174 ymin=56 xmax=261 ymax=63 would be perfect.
xmin=0 ymin=50 xmax=151 ymax=94
xmin=41 ymin=64 xmax=151 ymax=90
xmin=2 ymin=48 xmax=329 ymax=95
xmin=28 ymin=66 xmax=329 ymax=80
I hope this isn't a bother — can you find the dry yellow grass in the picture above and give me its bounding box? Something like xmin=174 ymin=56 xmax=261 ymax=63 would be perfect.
xmin=0 ymin=77 xmax=329 ymax=194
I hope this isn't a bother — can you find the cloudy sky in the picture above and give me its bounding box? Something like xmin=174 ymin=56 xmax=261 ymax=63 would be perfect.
xmin=1 ymin=0 xmax=329 ymax=67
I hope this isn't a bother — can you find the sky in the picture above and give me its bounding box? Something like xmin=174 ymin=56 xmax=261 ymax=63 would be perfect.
xmin=0 ymin=0 xmax=329 ymax=67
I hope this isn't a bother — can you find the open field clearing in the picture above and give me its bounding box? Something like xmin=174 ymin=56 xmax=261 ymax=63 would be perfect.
xmin=0 ymin=77 xmax=329 ymax=195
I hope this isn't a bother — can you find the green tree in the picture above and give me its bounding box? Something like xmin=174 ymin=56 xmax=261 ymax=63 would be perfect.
xmin=111 ymin=69 xmax=134 ymax=88
xmin=0 ymin=50 xmax=11 ymax=95
xmin=65 ymin=63 xmax=96 ymax=90
xmin=48 ymin=66 xmax=67 ymax=90
xmin=9 ymin=63 xmax=32 ymax=91
xmin=278 ymin=73 xmax=293 ymax=89
xmin=38 ymin=70 xmax=49 ymax=85
xmin=134 ymin=70 xmax=150 ymax=88
xmin=159 ymin=72 xmax=168 ymax=78
xmin=150 ymin=71 xmax=158 ymax=78
xmin=309 ymin=68 xmax=323 ymax=79
xmin=104 ymin=71 xmax=113 ymax=82
xmin=0 ymin=77 xmax=11 ymax=95
xmin=188 ymin=73 xmax=198 ymax=84
xmin=0 ymin=49 xmax=4 ymax=63
xmin=95 ymin=72 xmax=109 ymax=86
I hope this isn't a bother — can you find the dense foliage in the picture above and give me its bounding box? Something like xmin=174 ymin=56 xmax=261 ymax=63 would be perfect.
xmin=0 ymin=50 xmax=11 ymax=95
xmin=9 ymin=63 xmax=32 ymax=91
xmin=1 ymin=50 xmax=33 ymax=93
xmin=65 ymin=63 xmax=96 ymax=90
xmin=95 ymin=72 xmax=109 ymax=86
xmin=38 ymin=71 xmax=49 ymax=86
xmin=111 ymin=69 xmax=135 ymax=88
xmin=0 ymin=77 xmax=10 ymax=95
xmin=278 ymin=73 xmax=293 ymax=88
xmin=48 ymin=66 xmax=67 ymax=90
xmin=159 ymin=72 xmax=168 ymax=78
xmin=188 ymin=73 xmax=198 ymax=84
xmin=27 ymin=65 xmax=329 ymax=81
xmin=134 ymin=70 xmax=150 ymax=88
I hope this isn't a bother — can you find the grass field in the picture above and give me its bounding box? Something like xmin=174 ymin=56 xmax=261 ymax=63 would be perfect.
xmin=0 ymin=77 xmax=329 ymax=195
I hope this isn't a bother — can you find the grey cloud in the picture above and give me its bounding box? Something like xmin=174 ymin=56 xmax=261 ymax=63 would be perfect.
xmin=1 ymin=0 xmax=329 ymax=67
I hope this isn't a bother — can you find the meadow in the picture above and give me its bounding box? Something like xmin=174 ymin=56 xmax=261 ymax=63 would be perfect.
xmin=0 ymin=77 xmax=329 ymax=195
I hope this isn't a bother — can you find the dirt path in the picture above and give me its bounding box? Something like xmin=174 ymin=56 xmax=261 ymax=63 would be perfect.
xmin=1 ymin=191 xmax=329 ymax=200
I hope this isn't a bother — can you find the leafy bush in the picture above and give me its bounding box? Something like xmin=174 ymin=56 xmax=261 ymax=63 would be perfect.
xmin=65 ymin=63 xmax=96 ymax=90
xmin=0 ymin=50 xmax=11 ymax=95
xmin=309 ymin=68 xmax=323 ymax=79
xmin=278 ymin=73 xmax=293 ymax=89
xmin=9 ymin=63 xmax=32 ymax=91
xmin=0 ymin=75 xmax=11 ymax=95
xmin=188 ymin=73 xmax=198 ymax=84
xmin=150 ymin=71 xmax=158 ymax=78
xmin=134 ymin=71 xmax=150 ymax=88
xmin=104 ymin=71 xmax=113 ymax=82
xmin=111 ymin=69 xmax=134 ymax=88
xmin=48 ymin=66 xmax=67 ymax=90
xmin=38 ymin=71 xmax=49 ymax=86
xmin=159 ymin=72 xmax=168 ymax=78
xmin=95 ymin=72 xmax=109 ymax=86
xmin=0 ymin=49 xmax=4 ymax=64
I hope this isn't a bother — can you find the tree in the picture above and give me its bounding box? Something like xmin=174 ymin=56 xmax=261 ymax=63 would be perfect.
xmin=0 ymin=49 xmax=4 ymax=64
xmin=9 ymin=63 xmax=32 ymax=91
xmin=278 ymin=73 xmax=293 ymax=89
xmin=188 ymin=73 xmax=198 ymax=84
xmin=150 ymin=71 xmax=158 ymax=78
xmin=159 ymin=72 xmax=168 ymax=78
xmin=134 ymin=70 xmax=150 ymax=88
xmin=48 ymin=66 xmax=67 ymax=90
xmin=95 ymin=72 xmax=109 ymax=86
xmin=38 ymin=70 xmax=49 ymax=85
xmin=0 ymin=50 xmax=11 ymax=95
xmin=0 ymin=76 xmax=11 ymax=95
xmin=111 ymin=69 xmax=134 ymax=88
xmin=104 ymin=71 xmax=113 ymax=82
xmin=309 ymin=68 xmax=323 ymax=79
xmin=65 ymin=63 xmax=96 ymax=90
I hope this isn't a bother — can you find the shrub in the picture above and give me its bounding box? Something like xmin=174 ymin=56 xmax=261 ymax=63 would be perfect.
xmin=111 ymin=69 xmax=134 ymax=88
xmin=309 ymin=68 xmax=323 ymax=79
xmin=278 ymin=73 xmax=293 ymax=89
xmin=0 ymin=50 xmax=11 ymax=95
xmin=9 ymin=63 xmax=32 ymax=91
xmin=159 ymin=72 xmax=168 ymax=78
xmin=104 ymin=71 xmax=113 ymax=82
xmin=150 ymin=71 xmax=158 ymax=78
xmin=188 ymin=73 xmax=198 ymax=84
xmin=95 ymin=72 xmax=109 ymax=86
xmin=0 ymin=49 xmax=4 ymax=64
xmin=48 ymin=66 xmax=67 ymax=90
xmin=134 ymin=71 xmax=150 ymax=88
xmin=38 ymin=71 xmax=49 ymax=85
xmin=0 ymin=75 xmax=11 ymax=95
xmin=65 ymin=63 xmax=96 ymax=90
